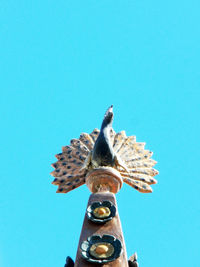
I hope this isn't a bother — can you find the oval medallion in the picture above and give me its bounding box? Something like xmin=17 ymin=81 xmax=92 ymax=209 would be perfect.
xmin=81 ymin=235 xmax=122 ymax=264
xmin=87 ymin=201 xmax=116 ymax=223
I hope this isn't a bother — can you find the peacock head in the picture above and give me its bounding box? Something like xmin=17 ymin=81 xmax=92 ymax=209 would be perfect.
xmin=101 ymin=105 xmax=114 ymax=129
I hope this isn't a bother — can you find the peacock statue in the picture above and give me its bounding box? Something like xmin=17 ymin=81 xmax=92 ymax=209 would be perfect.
xmin=51 ymin=105 xmax=158 ymax=194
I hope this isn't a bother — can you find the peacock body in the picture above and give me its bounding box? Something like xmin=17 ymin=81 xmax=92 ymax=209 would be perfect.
xmin=51 ymin=106 xmax=158 ymax=194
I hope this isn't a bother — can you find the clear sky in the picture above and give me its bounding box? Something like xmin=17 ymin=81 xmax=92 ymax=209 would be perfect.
xmin=0 ymin=0 xmax=199 ymax=266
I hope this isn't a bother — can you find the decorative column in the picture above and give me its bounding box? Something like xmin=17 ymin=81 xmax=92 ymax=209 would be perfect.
xmin=74 ymin=168 xmax=128 ymax=266
xmin=50 ymin=106 xmax=159 ymax=266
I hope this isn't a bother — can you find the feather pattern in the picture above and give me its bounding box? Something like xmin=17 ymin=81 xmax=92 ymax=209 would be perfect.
xmin=89 ymin=128 xmax=100 ymax=142
xmin=79 ymin=133 xmax=94 ymax=151
xmin=126 ymin=159 xmax=157 ymax=168
xmin=121 ymin=172 xmax=157 ymax=185
xmin=51 ymin=128 xmax=158 ymax=193
xmin=56 ymin=177 xmax=85 ymax=193
xmin=122 ymin=177 xmax=153 ymax=193
xmin=113 ymin=131 xmax=127 ymax=152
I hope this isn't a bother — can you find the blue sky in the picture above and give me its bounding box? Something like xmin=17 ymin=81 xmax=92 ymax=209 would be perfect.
xmin=0 ymin=0 xmax=199 ymax=266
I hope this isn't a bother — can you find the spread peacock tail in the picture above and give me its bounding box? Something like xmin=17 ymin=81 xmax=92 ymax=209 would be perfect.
xmin=51 ymin=129 xmax=158 ymax=194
